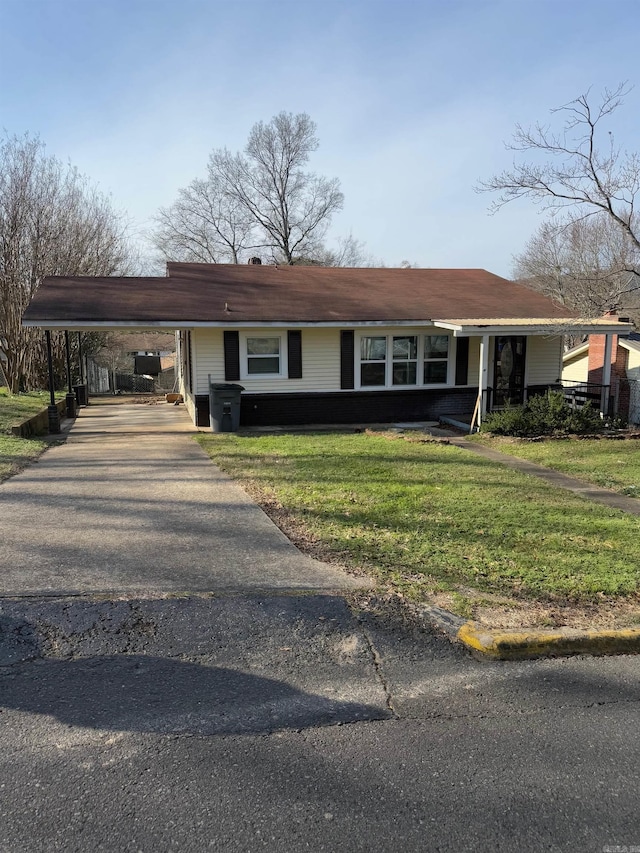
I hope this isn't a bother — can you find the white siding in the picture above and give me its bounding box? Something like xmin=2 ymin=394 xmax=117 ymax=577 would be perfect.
xmin=193 ymin=325 xmax=466 ymax=394
xmin=625 ymin=343 xmax=640 ymax=374
xmin=193 ymin=328 xmax=225 ymax=394
xmin=191 ymin=328 xmax=566 ymax=396
xmin=193 ymin=327 xmax=342 ymax=395
xmin=176 ymin=331 xmax=195 ymax=421
xmin=526 ymin=336 xmax=563 ymax=385
xmin=467 ymin=338 xmax=480 ymax=386
xmin=562 ymin=352 xmax=589 ymax=383
xmin=467 ymin=335 xmax=562 ymax=387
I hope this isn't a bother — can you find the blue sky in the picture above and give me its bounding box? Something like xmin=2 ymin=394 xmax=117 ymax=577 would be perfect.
xmin=1 ymin=0 xmax=639 ymax=275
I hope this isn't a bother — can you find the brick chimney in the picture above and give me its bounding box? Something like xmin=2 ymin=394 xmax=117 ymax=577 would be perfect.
xmin=587 ymin=311 xmax=631 ymax=417
xmin=587 ymin=311 xmax=619 ymax=384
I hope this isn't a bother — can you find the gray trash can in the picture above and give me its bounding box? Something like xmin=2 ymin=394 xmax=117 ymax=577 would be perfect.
xmin=209 ymin=383 xmax=244 ymax=433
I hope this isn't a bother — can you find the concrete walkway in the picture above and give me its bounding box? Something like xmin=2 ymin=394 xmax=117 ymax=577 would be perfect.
xmin=0 ymin=402 xmax=370 ymax=596
xmin=448 ymin=436 xmax=640 ymax=515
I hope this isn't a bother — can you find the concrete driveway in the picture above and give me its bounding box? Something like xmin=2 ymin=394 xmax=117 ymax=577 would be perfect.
xmin=0 ymin=401 xmax=369 ymax=596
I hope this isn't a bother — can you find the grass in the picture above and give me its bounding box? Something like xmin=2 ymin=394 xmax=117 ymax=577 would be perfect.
xmin=0 ymin=387 xmax=59 ymax=433
xmin=0 ymin=434 xmax=48 ymax=482
xmin=0 ymin=387 xmax=57 ymax=481
xmin=196 ymin=431 xmax=640 ymax=603
xmin=473 ymin=434 xmax=640 ymax=498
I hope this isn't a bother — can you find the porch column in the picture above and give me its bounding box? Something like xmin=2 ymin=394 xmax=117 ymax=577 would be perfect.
xmin=478 ymin=334 xmax=490 ymax=427
xmin=601 ymin=333 xmax=614 ymax=416
xmin=45 ymin=330 xmax=60 ymax=434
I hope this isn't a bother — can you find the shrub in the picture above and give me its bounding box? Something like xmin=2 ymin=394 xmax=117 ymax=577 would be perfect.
xmin=481 ymin=391 xmax=605 ymax=437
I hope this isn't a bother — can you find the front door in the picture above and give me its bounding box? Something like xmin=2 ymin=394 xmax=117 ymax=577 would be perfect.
xmin=493 ymin=336 xmax=526 ymax=407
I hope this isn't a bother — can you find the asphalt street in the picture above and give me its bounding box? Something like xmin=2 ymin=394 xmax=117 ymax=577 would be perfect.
xmin=1 ymin=594 xmax=639 ymax=853
xmin=2 ymin=404 xmax=639 ymax=852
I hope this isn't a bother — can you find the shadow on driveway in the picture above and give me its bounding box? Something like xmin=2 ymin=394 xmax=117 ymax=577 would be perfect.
xmin=0 ymin=651 xmax=387 ymax=736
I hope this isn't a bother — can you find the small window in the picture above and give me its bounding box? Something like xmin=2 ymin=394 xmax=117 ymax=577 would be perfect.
xmin=424 ymin=334 xmax=449 ymax=384
xmin=392 ymin=336 xmax=417 ymax=385
xmin=247 ymin=336 xmax=280 ymax=375
xmin=360 ymin=336 xmax=386 ymax=386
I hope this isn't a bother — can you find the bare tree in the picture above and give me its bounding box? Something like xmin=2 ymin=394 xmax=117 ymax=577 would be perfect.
xmin=513 ymin=212 xmax=640 ymax=320
xmin=478 ymin=83 xmax=640 ymax=254
xmin=152 ymin=171 xmax=258 ymax=264
xmin=154 ymin=112 xmax=345 ymax=265
xmin=295 ymin=233 xmax=374 ymax=267
xmin=0 ymin=134 xmax=137 ymax=392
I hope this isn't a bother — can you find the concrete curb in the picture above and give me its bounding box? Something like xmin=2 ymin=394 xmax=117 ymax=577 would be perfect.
xmin=457 ymin=621 xmax=640 ymax=660
xmin=417 ymin=604 xmax=640 ymax=660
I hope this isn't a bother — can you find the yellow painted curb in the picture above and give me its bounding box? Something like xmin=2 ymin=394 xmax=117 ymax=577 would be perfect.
xmin=457 ymin=622 xmax=640 ymax=660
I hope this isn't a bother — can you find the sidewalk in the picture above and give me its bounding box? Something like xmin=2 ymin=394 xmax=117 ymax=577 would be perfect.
xmin=0 ymin=403 xmax=370 ymax=596
xmin=447 ymin=436 xmax=640 ymax=516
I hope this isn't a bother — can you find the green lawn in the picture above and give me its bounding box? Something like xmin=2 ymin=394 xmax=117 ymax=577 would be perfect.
xmin=473 ymin=434 xmax=640 ymax=498
xmin=0 ymin=388 xmax=57 ymax=432
xmin=196 ymin=431 xmax=640 ymax=602
xmin=0 ymin=434 xmax=47 ymax=482
xmin=0 ymin=388 xmax=55 ymax=481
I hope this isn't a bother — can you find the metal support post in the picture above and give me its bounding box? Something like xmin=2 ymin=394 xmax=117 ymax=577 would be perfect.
xmin=64 ymin=330 xmax=77 ymax=419
xmin=45 ymin=330 xmax=60 ymax=434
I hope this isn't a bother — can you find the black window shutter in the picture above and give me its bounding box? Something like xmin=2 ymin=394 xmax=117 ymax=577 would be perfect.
xmin=186 ymin=331 xmax=193 ymax=392
xmin=288 ymin=330 xmax=302 ymax=379
xmin=224 ymin=331 xmax=240 ymax=381
xmin=455 ymin=337 xmax=469 ymax=386
xmin=340 ymin=330 xmax=355 ymax=389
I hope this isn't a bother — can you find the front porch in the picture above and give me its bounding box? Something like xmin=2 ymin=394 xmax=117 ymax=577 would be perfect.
xmin=440 ymin=379 xmax=620 ymax=433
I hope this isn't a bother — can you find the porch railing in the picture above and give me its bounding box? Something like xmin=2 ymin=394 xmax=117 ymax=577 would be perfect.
xmin=560 ymin=380 xmax=612 ymax=417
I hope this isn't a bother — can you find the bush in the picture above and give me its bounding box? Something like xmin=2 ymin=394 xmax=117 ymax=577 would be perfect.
xmin=481 ymin=391 xmax=605 ymax=437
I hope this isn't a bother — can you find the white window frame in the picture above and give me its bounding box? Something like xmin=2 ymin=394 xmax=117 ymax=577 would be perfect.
xmin=359 ymin=334 xmax=388 ymax=388
xmin=355 ymin=332 xmax=452 ymax=390
xmin=423 ymin=333 xmax=451 ymax=386
xmin=391 ymin=334 xmax=419 ymax=387
xmin=241 ymin=333 xmax=287 ymax=380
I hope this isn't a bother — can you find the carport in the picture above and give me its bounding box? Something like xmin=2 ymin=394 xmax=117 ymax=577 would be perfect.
xmin=22 ymin=274 xmax=189 ymax=434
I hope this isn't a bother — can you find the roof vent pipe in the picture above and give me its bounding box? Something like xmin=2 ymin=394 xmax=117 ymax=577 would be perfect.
xmin=248 ymin=257 xmax=262 ymax=265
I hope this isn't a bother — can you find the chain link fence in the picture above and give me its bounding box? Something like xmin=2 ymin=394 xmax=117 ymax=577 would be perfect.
xmin=629 ymin=380 xmax=640 ymax=426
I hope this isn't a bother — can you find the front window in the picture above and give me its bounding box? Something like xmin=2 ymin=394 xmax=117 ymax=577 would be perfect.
xmin=423 ymin=335 xmax=449 ymax=384
xmin=360 ymin=336 xmax=387 ymax=386
xmin=247 ymin=336 xmax=280 ymax=375
xmin=392 ymin=336 xmax=417 ymax=385
xmin=357 ymin=333 xmax=450 ymax=388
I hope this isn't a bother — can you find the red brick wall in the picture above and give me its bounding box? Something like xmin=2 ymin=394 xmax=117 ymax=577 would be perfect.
xmin=587 ymin=332 xmax=630 ymax=417
xmin=587 ymin=333 xmax=618 ymax=384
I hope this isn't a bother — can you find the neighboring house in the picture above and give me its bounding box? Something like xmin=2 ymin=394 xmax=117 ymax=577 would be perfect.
xmin=88 ymin=331 xmax=176 ymax=394
xmin=562 ymin=330 xmax=640 ymax=424
xmin=22 ymin=262 xmax=632 ymax=429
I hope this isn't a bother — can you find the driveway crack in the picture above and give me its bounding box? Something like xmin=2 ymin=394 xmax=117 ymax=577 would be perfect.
xmin=354 ymin=616 xmax=398 ymax=718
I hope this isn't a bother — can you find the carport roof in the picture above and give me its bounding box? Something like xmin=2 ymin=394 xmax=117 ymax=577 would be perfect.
xmin=21 ymin=262 xmax=629 ymax=332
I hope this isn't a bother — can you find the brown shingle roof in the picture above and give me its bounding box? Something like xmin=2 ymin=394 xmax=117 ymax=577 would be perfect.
xmin=23 ymin=263 xmax=576 ymax=327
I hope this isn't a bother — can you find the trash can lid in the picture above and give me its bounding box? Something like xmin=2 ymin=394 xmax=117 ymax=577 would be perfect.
xmin=210 ymin=383 xmax=245 ymax=391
